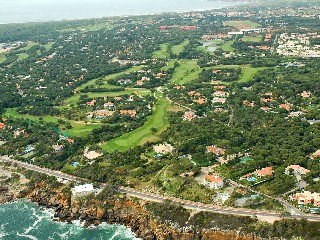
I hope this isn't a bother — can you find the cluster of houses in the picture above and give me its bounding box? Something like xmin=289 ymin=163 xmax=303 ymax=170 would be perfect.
xmin=290 ymin=191 xmax=320 ymax=207
xmin=158 ymin=25 xmax=197 ymax=31
xmin=86 ymin=96 xmax=140 ymax=120
xmin=277 ymin=32 xmax=320 ymax=58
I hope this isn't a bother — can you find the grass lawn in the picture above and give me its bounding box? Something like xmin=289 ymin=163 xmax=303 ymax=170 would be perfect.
xmin=172 ymin=39 xmax=189 ymax=55
xmin=60 ymin=23 xmax=114 ymax=33
xmin=20 ymin=41 xmax=38 ymax=51
xmin=4 ymin=108 xmax=102 ymax=137
xmin=101 ymin=97 xmax=169 ymax=152
xmin=153 ymin=43 xmax=170 ymax=59
xmin=170 ymin=60 xmax=201 ymax=85
xmin=17 ymin=53 xmax=29 ymax=61
xmin=0 ymin=54 xmax=6 ymax=63
xmin=221 ymin=40 xmax=235 ymax=52
xmin=224 ymin=20 xmax=260 ymax=29
xmin=242 ymin=36 xmax=262 ymax=42
xmin=43 ymin=42 xmax=55 ymax=51
xmin=78 ymin=65 xmax=143 ymax=90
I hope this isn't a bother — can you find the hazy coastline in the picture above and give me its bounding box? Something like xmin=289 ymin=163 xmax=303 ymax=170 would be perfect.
xmin=0 ymin=0 xmax=243 ymax=24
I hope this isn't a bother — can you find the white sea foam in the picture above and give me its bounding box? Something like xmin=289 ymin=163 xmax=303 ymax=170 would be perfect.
xmin=16 ymin=233 xmax=38 ymax=240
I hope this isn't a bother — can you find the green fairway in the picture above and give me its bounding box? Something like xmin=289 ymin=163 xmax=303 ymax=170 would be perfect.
xmin=101 ymin=97 xmax=169 ymax=152
xmin=172 ymin=39 xmax=189 ymax=55
xmin=221 ymin=40 xmax=235 ymax=52
xmin=20 ymin=41 xmax=38 ymax=51
xmin=4 ymin=108 xmax=102 ymax=137
xmin=170 ymin=60 xmax=201 ymax=85
xmin=242 ymin=36 xmax=262 ymax=42
xmin=78 ymin=65 xmax=144 ymax=90
xmin=239 ymin=67 xmax=265 ymax=83
xmin=43 ymin=42 xmax=55 ymax=51
xmin=224 ymin=20 xmax=260 ymax=29
xmin=17 ymin=53 xmax=29 ymax=61
xmin=153 ymin=43 xmax=170 ymax=59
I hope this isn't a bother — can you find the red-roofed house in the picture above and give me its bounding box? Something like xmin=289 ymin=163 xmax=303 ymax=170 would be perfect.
xmin=255 ymin=167 xmax=274 ymax=177
xmin=280 ymin=104 xmax=291 ymax=111
xmin=86 ymin=99 xmax=96 ymax=107
xmin=193 ymin=98 xmax=207 ymax=104
xmin=203 ymin=173 xmax=224 ymax=189
xmin=120 ymin=110 xmax=137 ymax=118
xmin=183 ymin=111 xmax=197 ymax=121
xmin=214 ymin=85 xmax=226 ymax=89
xmin=285 ymin=165 xmax=310 ymax=175
xmin=206 ymin=145 xmax=225 ymax=156
xmin=0 ymin=123 xmax=5 ymax=129
xmin=310 ymin=149 xmax=320 ymax=159
xmin=66 ymin=138 xmax=75 ymax=144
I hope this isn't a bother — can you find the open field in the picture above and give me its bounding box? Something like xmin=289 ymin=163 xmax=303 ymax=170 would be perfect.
xmin=78 ymin=65 xmax=144 ymax=90
xmin=4 ymin=109 xmax=102 ymax=137
xmin=221 ymin=40 xmax=235 ymax=52
xmin=172 ymin=39 xmax=189 ymax=55
xmin=101 ymin=97 xmax=169 ymax=152
xmin=60 ymin=23 xmax=115 ymax=33
xmin=170 ymin=60 xmax=201 ymax=85
xmin=43 ymin=42 xmax=55 ymax=51
xmin=205 ymin=65 xmax=265 ymax=85
xmin=242 ymin=36 xmax=263 ymax=42
xmin=17 ymin=53 xmax=29 ymax=61
xmin=20 ymin=41 xmax=37 ymax=51
xmin=224 ymin=20 xmax=261 ymax=29
xmin=153 ymin=43 xmax=170 ymax=59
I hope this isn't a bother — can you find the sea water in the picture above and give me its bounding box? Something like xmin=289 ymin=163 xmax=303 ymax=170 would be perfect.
xmin=0 ymin=200 xmax=139 ymax=240
xmin=0 ymin=0 xmax=242 ymax=24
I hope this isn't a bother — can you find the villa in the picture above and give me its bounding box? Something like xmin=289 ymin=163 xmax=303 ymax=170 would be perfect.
xmin=290 ymin=191 xmax=320 ymax=207
xmin=310 ymin=149 xmax=320 ymax=159
xmin=120 ymin=110 xmax=137 ymax=118
xmin=285 ymin=165 xmax=310 ymax=175
xmin=206 ymin=145 xmax=225 ymax=156
xmin=153 ymin=143 xmax=175 ymax=154
xmin=72 ymin=184 xmax=95 ymax=196
xmin=203 ymin=173 xmax=224 ymax=189
xmin=0 ymin=123 xmax=5 ymax=129
xmin=183 ymin=111 xmax=197 ymax=121
xmin=255 ymin=166 xmax=274 ymax=177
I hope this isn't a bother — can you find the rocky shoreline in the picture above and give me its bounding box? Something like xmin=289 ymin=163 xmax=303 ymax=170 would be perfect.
xmin=0 ymin=165 xmax=259 ymax=240
xmin=14 ymin=181 xmax=259 ymax=240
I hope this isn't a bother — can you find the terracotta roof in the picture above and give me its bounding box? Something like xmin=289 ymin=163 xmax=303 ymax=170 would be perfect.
xmin=206 ymin=145 xmax=225 ymax=155
xmin=120 ymin=110 xmax=137 ymax=118
xmin=255 ymin=167 xmax=274 ymax=177
xmin=0 ymin=123 xmax=5 ymax=129
xmin=205 ymin=175 xmax=223 ymax=183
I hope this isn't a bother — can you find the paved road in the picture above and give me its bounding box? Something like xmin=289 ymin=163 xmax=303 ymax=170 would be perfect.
xmin=2 ymin=156 xmax=320 ymax=222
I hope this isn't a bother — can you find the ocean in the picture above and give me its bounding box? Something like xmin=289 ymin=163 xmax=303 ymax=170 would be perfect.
xmin=0 ymin=0 xmax=242 ymax=24
xmin=0 ymin=201 xmax=139 ymax=240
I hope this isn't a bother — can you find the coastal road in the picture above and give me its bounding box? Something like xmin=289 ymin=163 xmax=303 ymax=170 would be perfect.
xmin=2 ymin=156 xmax=320 ymax=222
